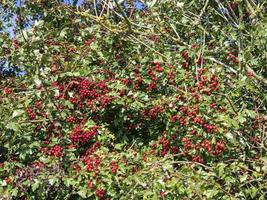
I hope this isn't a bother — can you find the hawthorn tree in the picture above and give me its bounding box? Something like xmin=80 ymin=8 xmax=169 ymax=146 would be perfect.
xmin=0 ymin=0 xmax=266 ymax=199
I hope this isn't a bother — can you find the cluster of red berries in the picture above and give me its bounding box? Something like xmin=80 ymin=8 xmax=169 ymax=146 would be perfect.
xmin=146 ymin=81 xmax=157 ymax=91
xmin=34 ymin=101 xmax=42 ymax=109
xmin=172 ymin=103 xmax=219 ymax=134
xmin=167 ymin=69 xmax=176 ymax=84
xmin=109 ymin=160 xmax=119 ymax=174
xmin=95 ymin=188 xmax=105 ymax=199
xmin=82 ymin=154 xmax=101 ymax=174
xmin=153 ymin=62 xmax=164 ymax=72
xmin=133 ymin=77 xmax=143 ymax=90
xmin=84 ymin=35 xmax=95 ymax=46
xmin=121 ymin=62 xmax=166 ymax=93
xmin=227 ymin=51 xmax=240 ymax=64
xmin=66 ymin=116 xmax=77 ymax=123
xmin=171 ymin=115 xmax=179 ymax=123
xmin=201 ymin=139 xmax=212 ymax=153
xmin=4 ymin=88 xmax=12 ymax=94
xmin=12 ymin=39 xmax=20 ymax=49
xmin=47 ymin=40 xmax=62 ymax=46
xmin=192 ymin=155 xmax=204 ymax=164
xmin=213 ymin=141 xmax=225 ymax=156
xmin=142 ymin=105 xmax=164 ymax=119
xmin=26 ymin=108 xmax=36 ymax=120
xmin=196 ymin=69 xmax=207 ymax=86
xmin=83 ymin=142 xmax=101 ymax=156
xmin=159 ymin=131 xmax=180 ymax=156
xmin=70 ymin=125 xmax=98 ymax=144
xmin=182 ymin=137 xmax=193 ymax=150
xmin=31 ymin=161 xmax=46 ymax=169
xmin=39 ymin=145 xmax=63 ymax=157
xmin=197 ymin=74 xmax=219 ymax=96
xmin=207 ymin=74 xmax=220 ymax=93
xmin=195 ymin=69 xmax=220 ymax=94
xmin=159 ymin=134 xmax=171 ymax=156
xmin=53 ymin=78 xmax=113 ymax=112
xmin=80 ymin=142 xmax=103 ymax=175
xmin=180 ymin=50 xmax=190 ymax=69
xmin=147 ymin=66 xmax=158 ymax=81
xmin=246 ymin=70 xmax=256 ymax=78
xmin=252 ymin=116 xmax=266 ymax=129
xmin=202 ymin=123 xmax=218 ymax=133
xmin=145 ymin=62 xmax=166 ymax=91
xmin=75 ymin=78 xmax=109 ymax=99
xmin=157 ymin=103 xmax=225 ymax=160
xmin=26 ymin=101 xmax=46 ymax=121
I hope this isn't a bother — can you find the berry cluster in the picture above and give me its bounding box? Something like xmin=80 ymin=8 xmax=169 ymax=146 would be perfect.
xmin=227 ymin=51 xmax=240 ymax=64
xmin=70 ymin=125 xmax=98 ymax=144
xmin=109 ymin=160 xmax=119 ymax=174
xmin=141 ymin=105 xmax=164 ymax=120
xmin=4 ymin=88 xmax=12 ymax=94
xmin=26 ymin=108 xmax=36 ymax=120
xmin=82 ymin=154 xmax=101 ymax=174
xmin=39 ymin=145 xmax=63 ymax=157
xmin=95 ymin=188 xmax=105 ymax=199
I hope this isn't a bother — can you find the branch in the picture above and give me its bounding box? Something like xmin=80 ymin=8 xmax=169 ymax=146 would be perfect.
xmin=215 ymin=92 xmax=238 ymax=115
xmin=128 ymin=35 xmax=168 ymax=59
xmin=206 ymin=57 xmax=237 ymax=74
xmin=114 ymin=0 xmax=132 ymax=31
xmin=199 ymin=0 xmax=209 ymax=19
xmin=93 ymin=0 xmax=98 ymax=17
xmin=171 ymin=160 xmax=212 ymax=170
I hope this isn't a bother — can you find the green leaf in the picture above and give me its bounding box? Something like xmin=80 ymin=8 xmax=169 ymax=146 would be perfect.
xmin=240 ymin=174 xmax=248 ymax=183
xmin=236 ymin=115 xmax=246 ymax=123
xmin=176 ymin=2 xmax=184 ymax=8
xmin=0 ymin=180 xmax=7 ymax=186
xmin=243 ymin=109 xmax=257 ymax=118
xmin=65 ymin=101 xmax=74 ymax=109
xmin=77 ymin=189 xmax=87 ymax=198
xmin=225 ymin=132 xmax=233 ymax=139
xmin=12 ymin=109 xmax=25 ymax=118
xmin=32 ymin=181 xmax=40 ymax=192
xmin=63 ymin=178 xmax=76 ymax=187
xmin=34 ymin=78 xmax=42 ymax=86
xmin=49 ymin=178 xmax=57 ymax=186
xmin=11 ymin=188 xmax=18 ymax=196
xmin=6 ymin=122 xmax=19 ymax=131
xmin=143 ymin=190 xmax=154 ymax=199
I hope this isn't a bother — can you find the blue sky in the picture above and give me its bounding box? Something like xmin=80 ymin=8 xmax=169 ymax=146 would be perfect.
xmin=65 ymin=0 xmax=85 ymax=6
xmin=1 ymin=0 xmax=146 ymax=76
xmin=66 ymin=0 xmax=145 ymax=8
xmin=5 ymin=0 xmax=145 ymax=38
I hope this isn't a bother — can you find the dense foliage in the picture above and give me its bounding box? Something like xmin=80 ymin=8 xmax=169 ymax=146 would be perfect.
xmin=0 ymin=0 xmax=266 ymax=199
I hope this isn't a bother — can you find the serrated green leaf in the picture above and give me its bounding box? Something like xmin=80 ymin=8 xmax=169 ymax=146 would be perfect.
xmin=77 ymin=189 xmax=87 ymax=198
xmin=12 ymin=109 xmax=25 ymax=118
xmin=6 ymin=122 xmax=19 ymax=131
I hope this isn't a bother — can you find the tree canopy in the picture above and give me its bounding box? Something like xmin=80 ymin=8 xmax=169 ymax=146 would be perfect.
xmin=0 ymin=0 xmax=266 ymax=199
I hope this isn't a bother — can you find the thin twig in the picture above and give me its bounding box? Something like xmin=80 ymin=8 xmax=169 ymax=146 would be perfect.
xmin=199 ymin=0 xmax=210 ymax=19
xmin=206 ymin=57 xmax=237 ymax=74
xmin=215 ymin=92 xmax=238 ymax=115
xmin=114 ymin=0 xmax=132 ymax=31
xmin=93 ymin=0 xmax=98 ymax=17
xmin=127 ymin=35 xmax=168 ymax=59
